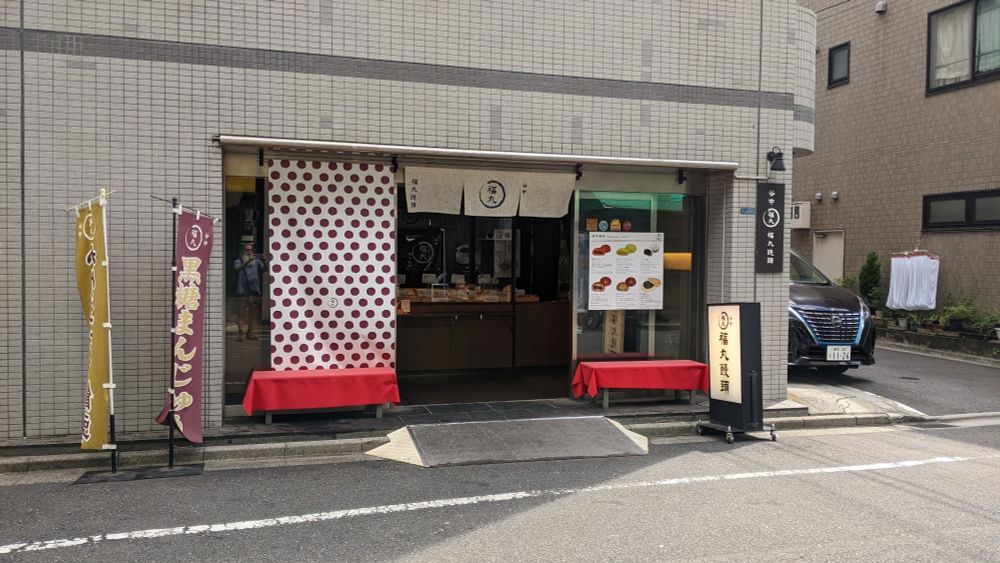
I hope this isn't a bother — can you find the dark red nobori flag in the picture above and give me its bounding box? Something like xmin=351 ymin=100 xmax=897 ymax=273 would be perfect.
xmin=156 ymin=209 xmax=213 ymax=442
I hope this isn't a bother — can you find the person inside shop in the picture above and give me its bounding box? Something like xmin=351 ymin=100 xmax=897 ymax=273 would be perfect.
xmin=234 ymin=242 xmax=265 ymax=341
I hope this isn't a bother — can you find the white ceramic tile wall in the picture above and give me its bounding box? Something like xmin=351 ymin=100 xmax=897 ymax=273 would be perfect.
xmin=1 ymin=0 xmax=814 ymax=437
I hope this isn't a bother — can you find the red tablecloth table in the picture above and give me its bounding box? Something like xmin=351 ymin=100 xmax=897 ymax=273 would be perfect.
xmin=242 ymin=368 xmax=400 ymax=421
xmin=571 ymin=360 xmax=709 ymax=406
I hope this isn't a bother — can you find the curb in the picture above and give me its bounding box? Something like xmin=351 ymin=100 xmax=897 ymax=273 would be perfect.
xmin=877 ymin=342 xmax=1000 ymax=369
xmin=0 ymin=413 xmax=925 ymax=474
xmin=625 ymin=413 xmax=898 ymax=437
xmin=0 ymin=436 xmax=390 ymax=474
xmin=923 ymin=411 xmax=1000 ymax=422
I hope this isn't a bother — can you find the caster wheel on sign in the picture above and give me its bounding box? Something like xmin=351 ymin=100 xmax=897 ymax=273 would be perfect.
xmin=725 ymin=433 xmax=734 ymax=444
xmin=696 ymin=426 xmax=704 ymax=436
xmin=771 ymin=431 xmax=779 ymax=441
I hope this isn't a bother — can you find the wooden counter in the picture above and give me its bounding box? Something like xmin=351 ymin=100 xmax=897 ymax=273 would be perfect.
xmin=396 ymin=301 xmax=571 ymax=372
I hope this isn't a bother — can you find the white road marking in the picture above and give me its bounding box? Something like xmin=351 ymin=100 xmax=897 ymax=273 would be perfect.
xmin=2 ymin=454 xmax=998 ymax=555
xmin=839 ymin=384 xmax=930 ymax=418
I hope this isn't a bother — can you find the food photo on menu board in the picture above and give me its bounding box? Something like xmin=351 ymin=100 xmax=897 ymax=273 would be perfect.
xmin=588 ymin=232 xmax=664 ymax=310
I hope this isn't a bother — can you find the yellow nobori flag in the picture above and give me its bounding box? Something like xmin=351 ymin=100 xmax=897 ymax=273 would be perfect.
xmin=75 ymin=203 xmax=112 ymax=450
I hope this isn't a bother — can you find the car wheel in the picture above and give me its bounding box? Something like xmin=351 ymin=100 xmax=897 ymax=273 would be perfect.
xmin=816 ymin=366 xmax=849 ymax=376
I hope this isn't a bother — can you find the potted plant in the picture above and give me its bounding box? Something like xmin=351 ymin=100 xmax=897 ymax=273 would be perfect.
xmin=938 ymin=298 xmax=978 ymax=333
xmin=969 ymin=310 xmax=1000 ymax=340
xmin=917 ymin=311 xmax=944 ymax=334
xmin=868 ymin=286 xmax=887 ymax=318
xmin=895 ymin=312 xmax=909 ymax=330
xmin=906 ymin=311 xmax=928 ymax=332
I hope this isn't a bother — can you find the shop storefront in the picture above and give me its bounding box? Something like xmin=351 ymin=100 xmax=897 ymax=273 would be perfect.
xmin=2 ymin=0 xmax=817 ymax=441
xmin=221 ymin=139 xmax=721 ymax=409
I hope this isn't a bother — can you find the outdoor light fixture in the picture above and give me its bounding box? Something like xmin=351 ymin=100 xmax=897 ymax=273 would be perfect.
xmin=831 ymin=191 xmax=840 ymax=201
xmin=766 ymin=146 xmax=786 ymax=172
xmin=815 ymin=192 xmax=823 ymax=202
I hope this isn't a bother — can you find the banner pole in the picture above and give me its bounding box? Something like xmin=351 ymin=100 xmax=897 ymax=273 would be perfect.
xmin=100 ymin=189 xmax=118 ymax=473
xmin=169 ymin=197 xmax=178 ymax=468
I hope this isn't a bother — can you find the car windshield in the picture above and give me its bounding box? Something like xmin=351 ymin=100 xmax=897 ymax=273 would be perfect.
xmin=790 ymin=252 xmax=831 ymax=285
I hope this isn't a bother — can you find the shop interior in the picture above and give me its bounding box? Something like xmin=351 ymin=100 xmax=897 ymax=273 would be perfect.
xmin=223 ymin=156 xmax=705 ymax=409
xmin=394 ymin=188 xmax=573 ymax=403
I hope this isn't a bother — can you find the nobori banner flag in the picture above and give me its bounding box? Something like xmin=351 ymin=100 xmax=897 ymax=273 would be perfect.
xmin=75 ymin=202 xmax=113 ymax=450
xmin=156 ymin=209 xmax=214 ymax=443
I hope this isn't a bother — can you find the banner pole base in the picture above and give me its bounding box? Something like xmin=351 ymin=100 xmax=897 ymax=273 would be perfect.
xmin=109 ymin=412 xmax=117 ymax=473
xmin=168 ymin=420 xmax=175 ymax=469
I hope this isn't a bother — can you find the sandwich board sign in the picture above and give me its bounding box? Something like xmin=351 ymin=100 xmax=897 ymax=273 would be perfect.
xmin=698 ymin=302 xmax=776 ymax=444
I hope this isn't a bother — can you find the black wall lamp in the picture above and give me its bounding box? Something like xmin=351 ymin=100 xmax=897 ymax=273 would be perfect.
xmin=766 ymin=146 xmax=786 ymax=172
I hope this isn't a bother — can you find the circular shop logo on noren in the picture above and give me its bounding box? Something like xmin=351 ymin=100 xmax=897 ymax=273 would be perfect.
xmin=762 ymin=208 xmax=782 ymax=229
xmin=185 ymin=224 xmax=205 ymax=251
xmin=718 ymin=311 xmax=731 ymax=330
xmin=479 ymin=180 xmax=506 ymax=209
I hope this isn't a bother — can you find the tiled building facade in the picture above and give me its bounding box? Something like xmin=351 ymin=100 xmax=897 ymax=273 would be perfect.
xmin=795 ymin=0 xmax=1000 ymax=309
xmin=1 ymin=1 xmax=815 ymax=440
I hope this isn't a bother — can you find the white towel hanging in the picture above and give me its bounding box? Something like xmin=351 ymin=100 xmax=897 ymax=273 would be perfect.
xmin=887 ymin=251 xmax=939 ymax=311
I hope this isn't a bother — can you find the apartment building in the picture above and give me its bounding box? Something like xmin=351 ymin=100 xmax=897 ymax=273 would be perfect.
xmin=794 ymin=0 xmax=1000 ymax=309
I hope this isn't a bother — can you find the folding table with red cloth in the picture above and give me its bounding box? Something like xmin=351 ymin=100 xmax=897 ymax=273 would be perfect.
xmin=242 ymin=368 xmax=400 ymax=423
xmin=571 ymin=360 xmax=709 ymax=409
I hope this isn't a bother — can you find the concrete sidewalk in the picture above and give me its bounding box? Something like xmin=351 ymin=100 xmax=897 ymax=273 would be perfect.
xmin=0 ymin=384 xmax=921 ymax=474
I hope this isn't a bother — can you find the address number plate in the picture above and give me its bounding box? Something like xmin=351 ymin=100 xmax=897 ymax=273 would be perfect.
xmin=826 ymin=346 xmax=851 ymax=361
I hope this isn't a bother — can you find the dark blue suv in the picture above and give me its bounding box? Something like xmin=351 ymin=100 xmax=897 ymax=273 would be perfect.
xmin=788 ymin=251 xmax=876 ymax=375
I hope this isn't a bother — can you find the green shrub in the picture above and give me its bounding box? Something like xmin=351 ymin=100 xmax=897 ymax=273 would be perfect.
xmin=858 ymin=252 xmax=882 ymax=303
xmin=835 ymin=275 xmax=857 ymax=290
xmin=969 ymin=310 xmax=1000 ymax=337
xmin=938 ymin=298 xmax=978 ymax=328
xmin=906 ymin=311 xmax=933 ymax=326
xmin=867 ymin=286 xmax=887 ymax=311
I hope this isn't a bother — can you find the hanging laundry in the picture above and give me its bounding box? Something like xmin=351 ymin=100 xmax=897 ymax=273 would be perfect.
xmin=887 ymin=252 xmax=939 ymax=311
xmin=886 ymin=254 xmax=909 ymax=310
xmin=910 ymin=253 xmax=940 ymax=310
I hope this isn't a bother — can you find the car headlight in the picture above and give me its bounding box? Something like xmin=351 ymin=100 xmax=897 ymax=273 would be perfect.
xmin=858 ymin=296 xmax=871 ymax=320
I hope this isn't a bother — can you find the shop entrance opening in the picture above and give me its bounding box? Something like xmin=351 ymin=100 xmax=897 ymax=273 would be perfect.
xmin=394 ymin=191 xmax=573 ymax=404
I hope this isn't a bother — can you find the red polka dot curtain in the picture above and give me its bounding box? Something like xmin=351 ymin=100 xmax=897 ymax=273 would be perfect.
xmin=267 ymin=159 xmax=396 ymax=371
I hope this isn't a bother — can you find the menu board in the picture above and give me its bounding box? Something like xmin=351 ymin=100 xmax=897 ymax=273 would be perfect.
xmin=588 ymin=232 xmax=664 ymax=310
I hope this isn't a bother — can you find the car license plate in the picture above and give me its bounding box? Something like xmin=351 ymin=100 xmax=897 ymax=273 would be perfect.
xmin=826 ymin=346 xmax=851 ymax=361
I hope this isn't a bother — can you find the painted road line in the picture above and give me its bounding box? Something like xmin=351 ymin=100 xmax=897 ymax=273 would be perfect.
xmin=2 ymin=454 xmax=998 ymax=555
xmin=840 ymin=384 xmax=929 ymax=418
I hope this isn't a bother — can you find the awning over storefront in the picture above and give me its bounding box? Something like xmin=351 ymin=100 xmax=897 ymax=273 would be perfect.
xmin=214 ymin=136 xmax=740 ymax=172
xmin=216 ymin=135 xmax=741 ymax=218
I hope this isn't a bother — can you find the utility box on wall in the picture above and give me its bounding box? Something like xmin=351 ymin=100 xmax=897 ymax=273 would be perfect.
xmin=790 ymin=202 xmax=811 ymax=229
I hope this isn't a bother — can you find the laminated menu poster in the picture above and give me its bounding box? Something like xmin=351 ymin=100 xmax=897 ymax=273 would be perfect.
xmin=588 ymin=232 xmax=664 ymax=310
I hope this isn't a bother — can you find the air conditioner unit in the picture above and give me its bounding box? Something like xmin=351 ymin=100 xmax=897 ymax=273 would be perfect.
xmin=790 ymin=202 xmax=811 ymax=229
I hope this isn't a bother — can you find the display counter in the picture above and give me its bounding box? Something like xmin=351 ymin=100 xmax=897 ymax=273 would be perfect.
xmin=396 ymin=301 xmax=571 ymax=372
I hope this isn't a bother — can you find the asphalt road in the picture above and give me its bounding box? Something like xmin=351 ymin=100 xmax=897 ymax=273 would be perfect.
xmin=2 ymin=422 xmax=999 ymax=562
xmin=790 ymin=347 xmax=1000 ymax=416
